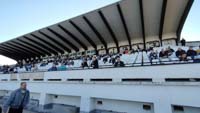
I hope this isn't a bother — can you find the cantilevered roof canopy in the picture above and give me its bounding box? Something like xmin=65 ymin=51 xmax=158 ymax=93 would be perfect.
xmin=0 ymin=0 xmax=194 ymax=60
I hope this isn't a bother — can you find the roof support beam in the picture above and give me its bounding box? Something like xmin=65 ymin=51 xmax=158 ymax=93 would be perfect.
xmin=0 ymin=51 xmax=20 ymax=60
xmin=12 ymin=40 xmax=45 ymax=57
xmin=98 ymin=10 xmax=119 ymax=52
xmin=30 ymin=33 xmax=64 ymax=54
xmin=159 ymin=0 xmax=168 ymax=47
xmin=24 ymin=36 xmax=58 ymax=55
xmin=6 ymin=42 xmax=40 ymax=57
xmin=38 ymin=30 xmax=71 ymax=53
xmin=18 ymin=37 xmax=52 ymax=56
xmin=83 ymin=16 xmax=108 ymax=52
xmin=0 ymin=48 xmax=22 ymax=60
xmin=117 ymin=3 xmax=132 ymax=50
xmin=57 ymin=24 xmax=87 ymax=50
xmin=176 ymin=0 xmax=194 ymax=43
xmin=69 ymin=20 xmax=97 ymax=50
xmin=0 ymin=44 xmax=33 ymax=59
xmin=139 ymin=0 xmax=146 ymax=49
xmin=47 ymin=28 xmax=79 ymax=52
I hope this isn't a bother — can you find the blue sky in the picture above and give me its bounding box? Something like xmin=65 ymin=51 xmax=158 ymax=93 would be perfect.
xmin=0 ymin=0 xmax=199 ymax=65
xmin=0 ymin=0 xmax=199 ymax=43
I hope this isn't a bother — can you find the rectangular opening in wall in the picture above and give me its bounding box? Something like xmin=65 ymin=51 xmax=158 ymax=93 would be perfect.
xmin=1 ymin=79 xmax=8 ymax=81
xmin=143 ymin=104 xmax=151 ymax=110
xmin=122 ymin=78 xmax=152 ymax=82
xmin=10 ymin=79 xmax=17 ymax=81
xmin=33 ymin=79 xmax=44 ymax=81
xmin=194 ymin=78 xmax=200 ymax=82
xmin=97 ymin=100 xmax=103 ymax=105
xmin=67 ymin=79 xmax=83 ymax=82
xmin=165 ymin=78 xmax=190 ymax=82
xmin=90 ymin=79 xmax=112 ymax=82
xmin=21 ymin=79 xmax=30 ymax=81
xmin=47 ymin=79 xmax=62 ymax=81
xmin=173 ymin=105 xmax=184 ymax=112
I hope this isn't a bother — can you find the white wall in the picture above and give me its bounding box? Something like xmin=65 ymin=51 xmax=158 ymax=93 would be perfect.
xmin=93 ymin=98 xmax=154 ymax=113
xmin=1 ymin=64 xmax=200 ymax=113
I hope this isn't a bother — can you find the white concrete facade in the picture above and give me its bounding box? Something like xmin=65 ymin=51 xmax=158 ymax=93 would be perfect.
xmin=0 ymin=64 xmax=200 ymax=113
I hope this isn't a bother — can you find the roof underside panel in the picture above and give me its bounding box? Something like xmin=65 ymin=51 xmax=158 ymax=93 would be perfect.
xmin=119 ymin=0 xmax=143 ymax=44
xmin=143 ymin=0 xmax=163 ymax=42
xmin=163 ymin=0 xmax=189 ymax=38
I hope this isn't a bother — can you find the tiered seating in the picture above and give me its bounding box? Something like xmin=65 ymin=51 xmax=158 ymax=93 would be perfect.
xmin=134 ymin=52 xmax=142 ymax=66
xmin=143 ymin=52 xmax=151 ymax=65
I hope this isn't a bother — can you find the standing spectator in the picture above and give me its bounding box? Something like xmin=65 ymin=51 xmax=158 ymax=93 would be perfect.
xmin=181 ymin=38 xmax=186 ymax=46
xmin=176 ymin=48 xmax=187 ymax=61
xmin=187 ymin=46 xmax=197 ymax=60
xmin=90 ymin=55 xmax=99 ymax=69
xmin=114 ymin=57 xmax=125 ymax=67
xmin=3 ymin=82 xmax=30 ymax=113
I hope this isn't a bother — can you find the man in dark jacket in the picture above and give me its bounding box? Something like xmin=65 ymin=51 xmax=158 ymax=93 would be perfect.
xmin=187 ymin=46 xmax=197 ymax=60
xmin=114 ymin=57 xmax=125 ymax=67
xmin=176 ymin=48 xmax=187 ymax=61
xmin=181 ymin=38 xmax=186 ymax=46
xmin=91 ymin=55 xmax=99 ymax=69
xmin=3 ymin=82 xmax=30 ymax=113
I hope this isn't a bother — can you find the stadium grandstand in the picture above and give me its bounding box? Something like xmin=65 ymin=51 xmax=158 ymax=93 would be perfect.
xmin=0 ymin=0 xmax=200 ymax=113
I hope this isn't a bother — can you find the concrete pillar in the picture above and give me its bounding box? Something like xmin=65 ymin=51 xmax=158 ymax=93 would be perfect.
xmin=38 ymin=93 xmax=51 ymax=111
xmin=80 ymin=96 xmax=94 ymax=113
xmin=154 ymin=100 xmax=172 ymax=113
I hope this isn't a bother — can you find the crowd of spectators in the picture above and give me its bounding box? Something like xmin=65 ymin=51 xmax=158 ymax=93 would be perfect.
xmin=1 ymin=45 xmax=200 ymax=74
xmin=149 ymin=45 xmax=200 ymax=63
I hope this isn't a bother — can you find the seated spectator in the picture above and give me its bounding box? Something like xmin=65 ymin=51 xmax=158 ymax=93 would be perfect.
xmin=81 ymin=57 xmax=89 ymax=69
xmin=40 ymin=61 xmax=47 ymax=67
xmin=48 ymin=63 xmax=57 ymax=71
xmin=149 ymin=50 xmax=158 ymax=64
xmin=187 ymin=46 xmax=197 ymax=60
xmin=166 ymin=46 xmax=174 ymax=57
xmin=196 ymin=45 xmax=200 ymax=55
xmin=103 ymin=56 xmax=108 ymax=64
xmin=124 ymin=48 xmax=129 ymax=54
xmin=114 ymin=57 xmax=125 ymax=67
xmin=90 ymin=55 xmax=99 ymax=69
xmin=58 ymin=63 xmax=67 ymax=71
xmin=176 ymin=48 xmax=187 ymax=61
xmin=31 ymin=64 xmax=38 ymax=72
xmin=25 ymin=62 xmax=32 ymax=71
xmin=13 ymin=67 xmax=18 ymax=73
xmin=109 ymin=56 xmax=116 ymax=65
xmin=159 ymin=49 xmax=168 ymax=58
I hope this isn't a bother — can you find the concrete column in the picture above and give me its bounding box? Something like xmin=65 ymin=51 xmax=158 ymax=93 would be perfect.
xmin=80 ymin=96 xmax=94 ymax=113
xmin=154 ymin=100 xmax=172 ymax=113
xmin=38 ymin=93 xmax=50 ymax=111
